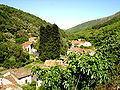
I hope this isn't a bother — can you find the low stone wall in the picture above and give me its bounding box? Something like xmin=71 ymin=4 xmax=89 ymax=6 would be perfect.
xmin=44 ymin=60 xmax=63 ymax=67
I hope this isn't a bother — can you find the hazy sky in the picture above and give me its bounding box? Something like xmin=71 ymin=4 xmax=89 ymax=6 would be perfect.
xmin=0 ymin=0 xmax=120 ymax=29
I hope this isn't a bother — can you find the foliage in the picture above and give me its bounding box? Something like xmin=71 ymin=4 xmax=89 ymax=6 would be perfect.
xmin=32 ymin=51 xmax=113 ymax=89
xmin=34 ymin=60 xmax=44 ymax=64
xmin=0 ymin=4 xmax=68 ymax=45
xmin=66 ymin=19 xmax=104 ymax=33
xmin=0 ymin=32 xmax=30 ymax=68
xmin=0 ymin=4 xmax=69 ymax=68
xmin=80 ymin=45 xmax=92 ymax=49
xmin=66 ymin=13 xmax=120 ymax=89
xmin=24 ymin=65 xmax=33 ymax=69
xmin=0 ymin=4 xmax=51 ymax=43
xmin=66 ymin=11 xmax=120 ymax=34
xmin=38 ymin=24 xmax=61 ymax=61
xmin=22 ymin=81 xmax=36 ymax=90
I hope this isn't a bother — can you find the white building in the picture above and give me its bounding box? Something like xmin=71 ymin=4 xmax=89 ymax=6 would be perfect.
xmin=21 ymin=41 xmax=33 ymax=54
xmin=21 ymin=37 xmax=37 ymax=54
xmin=29 ymin=37 xmax=37 ymax=43
xmin=82 ymin=41 xmax=92 ymax=47
xmin=4 ymin=67 xmax=32 ymax=85
xmin=69 ymin=40 xmax=92 ymax=47
xmin=67 ymin=47 xmax=96 ymax=56
xmin=0 ymin=77 xmax=22 ymax=90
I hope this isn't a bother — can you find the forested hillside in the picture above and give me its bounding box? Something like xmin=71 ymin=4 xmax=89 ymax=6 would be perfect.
xmin=66 ymin=19 xmax=103 ymax=33
xmin=0 ymin=4 xmax=50 ymax=43
xmin=0 ymin=4 xmax=68 ymax=68
xmin=66 ymin=11 xmax=120 ymax=34
xmin=32 ymin=11 xmax=120 ymax=89
xmin=0 ymin=4 xmax=67 ymax=43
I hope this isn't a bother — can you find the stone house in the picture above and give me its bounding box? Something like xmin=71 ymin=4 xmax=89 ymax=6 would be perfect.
xmin=21 ymin=37 xmax=37 ymax=54
xmin=67 ymin=47 xmax=96 ymax=55
xmin=69 ymin=40 xmax=92 ymax=47
xmin=29 ymin=37 xmax=37 ymax=43
xmin=21 ymin=41 xmax=33 ymax=54
xmin=3 ymin=67 xmax=32 ymax=85
xmin=1 ymin=67 xmax=43 ymax=89
xmin=0 ymin=78 xmax=22 ymax=90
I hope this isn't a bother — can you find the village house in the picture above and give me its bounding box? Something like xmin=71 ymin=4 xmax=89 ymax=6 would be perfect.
xmin=21 ymin=41 xmax=33 ymax=54
xmin=0 ymin=78 xmax=22 ymax=90
xmin=29 ymin=37 xmax=37 ymax=43
xmin=67 ymin=47 xmax=96 ymax=56
xmin=21 ymin=37 xmax=37 ymax=54
xmin=69 ymin=40 xmax=92 ymax=47
xmin=3 ymin=68 xmax=32 ymax=85
xmin=0 ymin=67 xmax=43 ymax=90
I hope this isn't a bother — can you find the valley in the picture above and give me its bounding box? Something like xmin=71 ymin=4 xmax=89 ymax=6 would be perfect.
xmin=0 ymin=4 xmax=120 ymax=90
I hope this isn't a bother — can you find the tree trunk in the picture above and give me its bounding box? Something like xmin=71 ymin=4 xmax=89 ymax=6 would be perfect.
xmin=73 ymin=75 xmax=75 ymax=90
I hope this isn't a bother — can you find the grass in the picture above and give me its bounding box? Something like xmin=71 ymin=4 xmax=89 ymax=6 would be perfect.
xmin=24 ymin=65 xmax=33 ymax=69
xmin=0 ymin=68 xmax=7 ymax=72
xmin=34 ymin=60 xmax=44 ymax=64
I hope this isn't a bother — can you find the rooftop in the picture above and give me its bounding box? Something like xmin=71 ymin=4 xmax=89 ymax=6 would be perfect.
xmin=68 ymin=47 xmax=96 ymax=53
xmin=9 ymin=67 xmax=31 ymax=79
xmin=4 ymin=75 xmax=18 ymax=85
xmin=70 ymin=40 xmax=87 ymax=44
xmin=21 ymin=41 xmax=33 ymax=47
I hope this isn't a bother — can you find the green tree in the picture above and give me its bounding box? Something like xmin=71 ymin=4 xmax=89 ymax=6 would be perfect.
xmin=32 ymin=52 xmax=111 ymax=89
xmin=38 ymin=24 xmax=61 ymax=61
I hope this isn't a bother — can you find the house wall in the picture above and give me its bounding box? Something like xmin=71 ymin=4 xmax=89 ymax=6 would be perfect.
xmin=89 ymin=51 xmax=95 ymax=56
xmin=24 ymin=44 xmax=37 ymax=54
xmin=17 ymin=76 xmax=32 ymax=85
xmin=4 ymin=72 xmax=10 ymax=77
xmin=36 ymin=80 xmax=43 ymax=86
xmin=4 ymin=72 xmax=32 ymax=85
xmin=67 ymin=51 xmax=70 ymax=55
xmin=0 ymin=78 xmax=13 ymax=85
xmin=24 ymin=45 xmax=32 ymax=54
xmin=83 ymin=42 xmax=92 ymax=47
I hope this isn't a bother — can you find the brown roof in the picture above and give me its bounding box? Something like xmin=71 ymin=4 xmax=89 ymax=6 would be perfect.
xmin=10 ymin=67 xmax=31 ymax=79
xmin=29 ymin=37 xmax=37 ymax=40
xmin=4 ymin=75 xmax=18 ymax=85
xmin=21 ymin=41 xmax=33 ymax=47
xmin=68 ymin=47 xmax=96 ymax=54
xmin=0 ymin=84 xmax=18 ymax=89
xmin=70 ymin=40 xmax=85 ymax=45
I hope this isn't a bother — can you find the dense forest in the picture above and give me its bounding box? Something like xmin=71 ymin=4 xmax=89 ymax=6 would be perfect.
xmin=0 ymin=4 xmax=68 ymax=68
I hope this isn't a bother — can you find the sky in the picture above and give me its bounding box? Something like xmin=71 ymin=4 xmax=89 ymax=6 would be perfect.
xmin=0 ymin=0 xmax=120 ymax=29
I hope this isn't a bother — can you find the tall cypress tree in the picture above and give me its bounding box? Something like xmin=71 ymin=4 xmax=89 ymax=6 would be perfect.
xmin=51 ymin=24 xmax=60 ymax=59
xmin=38 ymin=24 xmax=61 ymax=61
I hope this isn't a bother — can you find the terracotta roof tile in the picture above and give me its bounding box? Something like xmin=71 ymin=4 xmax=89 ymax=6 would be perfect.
xmin=21 ymin=41 xmax=33 ymax=47
xmin=4 ymin=75 xmax=18 ymax=85
xmin=10 ymin=67 xmax=31 ymax=79
xmin=68 ymin=47 xmax=96 ymax=54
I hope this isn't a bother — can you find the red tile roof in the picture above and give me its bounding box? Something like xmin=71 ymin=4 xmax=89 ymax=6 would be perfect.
xmin=68 ymin=47 xmax=96 ymax=53
xmin=0 ymin=84 xmax=18 ymax=90
xmin=70 ymin=40 xmax=85 ymax=44
xmin=21 ymin=41 xmax=33 ymax=47
xmin=4 ymin=75 xmax=18 ymax=85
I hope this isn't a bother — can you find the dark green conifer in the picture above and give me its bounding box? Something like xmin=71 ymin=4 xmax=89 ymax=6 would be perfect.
xmin=38 ymin=24 xmax=61 ymax=61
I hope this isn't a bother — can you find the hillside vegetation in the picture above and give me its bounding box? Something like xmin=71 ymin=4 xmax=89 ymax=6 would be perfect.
xmin=0 ymin=4 xmax=67 ymax=43
xmin=66 ymin=11 xmax=120 ymax=33
xmin=32 ymin=11 xmax=120 ymax=89
xmin=0 ymin=4 xmax=68 ymax=69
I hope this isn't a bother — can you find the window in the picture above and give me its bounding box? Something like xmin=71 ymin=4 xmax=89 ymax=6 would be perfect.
xmin=25 ymin=79 xmax=27 ymax=84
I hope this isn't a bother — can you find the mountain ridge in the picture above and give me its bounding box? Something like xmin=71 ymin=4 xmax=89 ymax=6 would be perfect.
xmin=66 ymin=11 xmax=120 ymax=33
